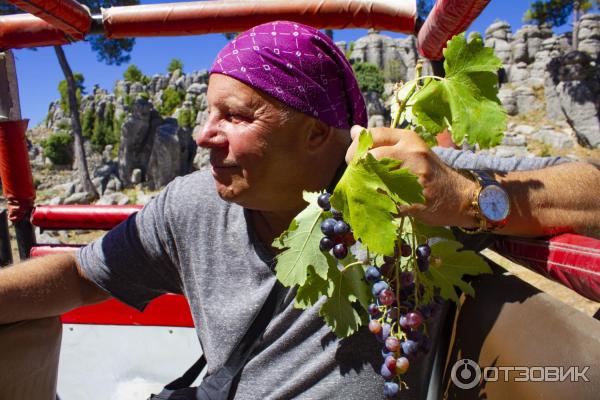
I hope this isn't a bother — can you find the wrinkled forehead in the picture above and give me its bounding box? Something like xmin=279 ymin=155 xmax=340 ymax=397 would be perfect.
xmin=207 ymin=73 xmax=287 ymax=113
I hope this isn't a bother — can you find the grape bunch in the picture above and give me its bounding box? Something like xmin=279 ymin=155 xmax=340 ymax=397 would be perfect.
xmin=317 ymin=193 xmax=355 ymax=260
xmin=318 ymin=191 xmax=439 ymax=398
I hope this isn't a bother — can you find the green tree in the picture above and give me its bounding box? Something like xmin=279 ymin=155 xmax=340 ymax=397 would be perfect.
xmin=1 ymin=0 xmax=141 ymax=200
xmin=58 ymin=73 xmax=84 ymax=114
xmin=123 ymin=64 xmax=149 ymax=83
xmin=352 ymin=62 xmax=385 ymax=95
xmin=524 ymin=0 xmax=598 ymax=49
xmin=167 ymin=58 xmax=184 ymax=74
xmin=383 ymin=59 xmax=403 ymax=84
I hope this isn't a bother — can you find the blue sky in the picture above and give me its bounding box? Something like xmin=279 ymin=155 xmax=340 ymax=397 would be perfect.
xmin=12 ymin=0 xmax=574 ymax=126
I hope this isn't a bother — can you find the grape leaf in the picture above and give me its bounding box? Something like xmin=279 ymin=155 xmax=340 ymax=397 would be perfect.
xmin=319 ymin=262 xmax=371 ymax=337
xmin=273 ymin=192 xmax=330 ymax=287
xmin=409 ymin=33 xmax=507 ymax=148
xmin=422 ymin=240 xmax=492 ymax=302
xmin=330 ymin=130 xmax=422 ymax=256
xmin=295 ymin=265 xmax=333 ymax=310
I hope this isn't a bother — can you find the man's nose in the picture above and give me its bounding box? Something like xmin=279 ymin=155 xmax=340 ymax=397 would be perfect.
xmin=194 ymin=114 xmax=228 ymax=148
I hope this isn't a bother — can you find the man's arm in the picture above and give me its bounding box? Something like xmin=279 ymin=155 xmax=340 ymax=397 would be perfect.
xmin=346 ymin=126 xmax=600 ymax=237
xmin=0 ymin=253 xmax=110 ymax=324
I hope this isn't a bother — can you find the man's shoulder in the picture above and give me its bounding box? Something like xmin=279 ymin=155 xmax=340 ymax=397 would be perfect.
xmin=164 ymin=169 xmax=220 ymax=205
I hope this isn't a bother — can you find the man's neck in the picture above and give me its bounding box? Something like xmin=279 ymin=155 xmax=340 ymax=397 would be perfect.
xmin=250 ymin=208 xmax=301 ymax=251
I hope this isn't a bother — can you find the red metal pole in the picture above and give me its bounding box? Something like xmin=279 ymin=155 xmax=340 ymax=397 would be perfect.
xmin=0 ymin=0 xmax=417 ymax=49
xmin=7 ymin=0 xmax=91 ymax=40
xmin=32 ymin=205 xmax=143 ymax=230
xmin=417 ymin=0 xmax=491 ymax=60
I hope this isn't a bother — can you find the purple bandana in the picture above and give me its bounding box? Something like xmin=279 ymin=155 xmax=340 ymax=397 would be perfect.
xmin=209 ymin=21 xmax=367 ymax=129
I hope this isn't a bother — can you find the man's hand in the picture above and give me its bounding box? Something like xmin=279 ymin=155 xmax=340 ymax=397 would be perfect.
xmin=345 ymin=125 xmax=478 ymax=228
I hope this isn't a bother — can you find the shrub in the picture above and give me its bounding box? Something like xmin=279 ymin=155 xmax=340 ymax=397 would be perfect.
xmin=158 ymin=87 xmax=185 ymax=116
xmin=41 ymin=131 xmax=73 ymax=165
xmin=81 ymin=107 xmax=95 ymax=138
xmin=91 ymin=102 xmax=119 ymax=152
xmin=177 ymin=108 xmax=196 ymax=129
xmin=352 ymin=61 xmax=385 ymax=95
xmin=167 ymin=58 xmax=184 ymax=74
xmin=383 ymin=59 xmax=403 ymax=83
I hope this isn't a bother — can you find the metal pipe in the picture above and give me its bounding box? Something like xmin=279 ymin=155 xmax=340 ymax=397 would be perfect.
xmin=1 ymin=0 xmax=417 ymax=49
xmin=32 ymin=205 xmax=142 ymax=230
xmin=417 ymin=0 xmax=490 ymax=60
xmin=0 ymin=14 xmax=71 ymax=50
xmin=0 ymin=209 xmax=13 ymax=267
xmin=102 ymin=0 xmax=417 ymax=38
xmin=7 ymin=0 xmax=91 ymax=39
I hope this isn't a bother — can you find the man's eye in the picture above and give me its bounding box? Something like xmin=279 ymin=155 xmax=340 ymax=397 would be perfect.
xmin=227 ymin=113 xmax=251 ymax=123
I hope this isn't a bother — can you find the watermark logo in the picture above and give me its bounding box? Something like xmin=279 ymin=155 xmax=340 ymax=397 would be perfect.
xmin=450 ymin=359 xmax=481 ymax=389
xmin=450 ymin=359 xmax=591 ymax=389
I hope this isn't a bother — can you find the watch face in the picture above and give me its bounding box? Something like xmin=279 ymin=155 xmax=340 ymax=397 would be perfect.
xmin=478 ymin=185 xmax=510 ymax=222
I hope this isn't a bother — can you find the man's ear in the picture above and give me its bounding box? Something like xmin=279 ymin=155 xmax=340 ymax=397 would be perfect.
xmin=306 ymin=120 xmax=332 ymax=151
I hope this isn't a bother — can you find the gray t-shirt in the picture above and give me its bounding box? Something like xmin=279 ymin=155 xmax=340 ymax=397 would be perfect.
xmin=78 ymin=148 xmax=568 ymax=400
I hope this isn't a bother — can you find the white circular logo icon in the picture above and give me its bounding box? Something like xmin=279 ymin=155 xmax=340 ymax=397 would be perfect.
xmin=450 ymin=359 xmax=481 ymax=389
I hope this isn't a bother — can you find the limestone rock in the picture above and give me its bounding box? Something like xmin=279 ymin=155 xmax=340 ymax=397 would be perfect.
xmin=193 ymin=146 xmax=210 ymax=171
xmin=514 ymin=86 xmax=542 ymax=114
xmin=533 ymin=129 xmax=575 ymax=149
xmin=97 ymin=192 xmax=130 ymax=206
xmin=187 ymin=83 xmax=207 ymax=96
xmin=484 ymin=21 xmax=513 ymax=65
xmin=577 ymin=13 xmax=600 ymax=58
xmin=146 ymin=119 xmax=181 ymax=190
xmin=118 ymin=98 xmax=162 ymax=186
xmin=498 ymin=88 xmax=518 ymax=116
xmin=64 ymin=192 xmax=93 ymax=205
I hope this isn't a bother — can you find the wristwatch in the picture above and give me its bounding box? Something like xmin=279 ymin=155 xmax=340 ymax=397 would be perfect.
xmin=458 ymin=169 xmax=510 ymax=234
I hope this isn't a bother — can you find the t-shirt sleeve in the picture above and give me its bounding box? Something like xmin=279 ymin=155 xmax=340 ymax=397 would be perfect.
xmin=432 ymin=147 xmax=570 ymax=171
xmin=77 ymin=183 xmax=182 ymax=311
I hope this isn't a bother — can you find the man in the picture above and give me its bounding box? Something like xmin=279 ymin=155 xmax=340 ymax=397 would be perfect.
xmin=1 ymin=21 xmax=599 ymax=399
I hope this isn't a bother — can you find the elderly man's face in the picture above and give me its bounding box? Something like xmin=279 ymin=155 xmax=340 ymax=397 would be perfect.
xmin=195 ymin=74 xmax=315 ymax=211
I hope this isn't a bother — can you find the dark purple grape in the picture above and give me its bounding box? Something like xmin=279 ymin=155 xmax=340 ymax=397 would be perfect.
xmin=419 ymin=304 xmax=432 ymax=319
xmin=380 ymin=363 xmax=394 ymax=380
xmin=401 ymin=243 xmax=412 ymax=257
xmin=417 ymin=257 xmax=429 ymax=272
xmin=379 ymin=261 xmax=394 ymax=277
xmin=406 ymin=311 xmax=424 ymax=329
xmin=386 ymin=307 xmax=399 ymax=321
xmin=401 ymin=339 xmax=419 ymax=355
xmin=319 ymin=236 xmax=334 ymax=251
xmin=399 ymin=315 xmax=409 ymax=330
xmin=368 ymin=303 xmax=381 ymax=317
xmin=333 ymin=243 xmax=348 ymax=259
xmin=416 ymin=244 xmax=431 ymax=259
xmin=364 ymin=266 xmax=381 ymax=283
xmin=383 ymin=382 xmax=399 ymax=397
xmin=317 ymin=193 xmax=331 ymax=210
xmin=333 ymin=220 xmax=350 ymax=235
xmin=400 ymin=271 xmax=414 ymax=286
xmin=331 ymin=208 xmax=343 ymax=220
xmin=379 ymin=289 xmax=395 ymax=306
xmin=372 ymin=281 xmax=389 ymax=297
xmin=320 ymin=218 xmax=336 ymax=235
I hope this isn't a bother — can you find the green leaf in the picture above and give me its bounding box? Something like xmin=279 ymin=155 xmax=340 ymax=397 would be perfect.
xmin=413 ymin=221 xmax=456 ymax=241
xmin=409 ymin=33 xmax=507 ymax=148
xmin=295 ymin=265 xmax=333 ymax=310
xmin=331 ymin=153 xmax=422 ymax=255
xmin=362 ymin=154 xmax=424 ymax=205
xmin=421 ymin=240 xmax=492 ymax=302
xmin=319 ymin=262 xmax=370 ymax=337
xmin=353 ymin=129 xmax=373 ymax=162
xmin=273 ymin=192 xmax=330 ymax=287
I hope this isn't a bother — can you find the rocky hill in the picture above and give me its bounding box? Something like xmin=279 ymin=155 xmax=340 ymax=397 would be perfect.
xmin=31 ymin=15 xmax=600 ymax=210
